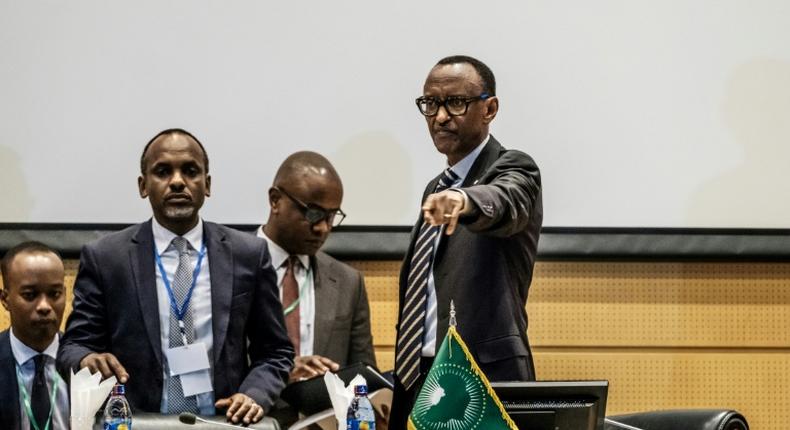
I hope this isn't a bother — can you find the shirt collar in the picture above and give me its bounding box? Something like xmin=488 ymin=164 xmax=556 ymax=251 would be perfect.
xmin=448 ymin=134 xmax=490 ymax=182
xmin=257 ymin=226 xmax=310 ymax=270
xmin=9 ymin=328 xmax=59 ymax=366
xmin=152 ymin=217 xmax=204 ymax=255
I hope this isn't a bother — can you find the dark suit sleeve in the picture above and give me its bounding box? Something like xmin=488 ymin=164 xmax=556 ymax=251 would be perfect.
xmin=0 ymin=332 xmax=22 ymax=430
xmin=238 ymin=242 xmax=295 ymax=412
xmin=460 ymin=150 xmax=541 ymax=237
xmin=57 ymin=244 xmax=109 ymax=377
xmin=347 ymin=272 xmax=377 ymax=368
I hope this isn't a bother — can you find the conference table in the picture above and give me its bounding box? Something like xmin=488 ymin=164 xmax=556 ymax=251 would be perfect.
xmin=84 ymin=413 xmax=281 ymax=429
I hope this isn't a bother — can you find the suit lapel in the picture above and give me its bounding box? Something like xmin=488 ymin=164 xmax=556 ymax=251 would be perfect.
xmin=462 ymin=135 xmax=502 ymax=188
xmin=207 ymin=222 xmax=233 ymax=365
xmin=312 ymin=253 xmax=339 ymax=357
xmin=399 ymin=172 xmax=443 ymax=295
xmin=434 ymin=137 xmax=502 ymax=267
xmin=130 ymin=221 xmax=163 ymax=368
xmin=422 ymin=174 xmax=442 ymax=203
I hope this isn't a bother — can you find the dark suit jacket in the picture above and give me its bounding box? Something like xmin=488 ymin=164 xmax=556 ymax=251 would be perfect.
xmin=397 ymin=136 xmax=543 ymax=381
xmin=57 ymin=220 xmax=295 ymax=413
xmin=267 ymin=250 xmax=376 ymax=428
xmin=0 ymin=330 xmax=21 ymax=430
xmin=311 ymin=251 xmax=376 ymax=368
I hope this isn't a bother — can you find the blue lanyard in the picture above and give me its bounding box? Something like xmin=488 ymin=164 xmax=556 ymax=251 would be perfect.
xmin=154 ymin=241 xmax=207 ymax=324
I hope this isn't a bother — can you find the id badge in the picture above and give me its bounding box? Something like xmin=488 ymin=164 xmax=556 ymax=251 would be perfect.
xmin=165 ymin=342 xmax=213 ymax=396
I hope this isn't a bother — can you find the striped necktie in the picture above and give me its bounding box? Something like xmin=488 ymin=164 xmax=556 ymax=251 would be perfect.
xmin=395 ymin=168 xmax=459 ymax=390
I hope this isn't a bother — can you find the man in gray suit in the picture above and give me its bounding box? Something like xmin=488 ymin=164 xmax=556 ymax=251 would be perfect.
xmin=258 ymin=151 xmax=376 ymax=381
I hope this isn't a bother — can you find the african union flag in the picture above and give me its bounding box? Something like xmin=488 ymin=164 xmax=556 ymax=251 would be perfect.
xmin=407 ymin=326 xmax=519 ymax=430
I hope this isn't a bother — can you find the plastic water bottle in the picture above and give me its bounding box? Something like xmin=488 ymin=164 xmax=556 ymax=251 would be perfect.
xmin=103 ymin=384 xmax=133 ymax=430
xmin=346 ymin=384 xmax=375 ymax=430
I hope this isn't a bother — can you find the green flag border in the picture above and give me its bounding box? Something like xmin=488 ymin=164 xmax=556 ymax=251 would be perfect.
xmin=407 ymin=326 xmax=519 ymax=430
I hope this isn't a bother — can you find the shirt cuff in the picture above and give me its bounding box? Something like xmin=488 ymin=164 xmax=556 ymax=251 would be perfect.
xmin=448 ymin=188 xmax=472 ymax=216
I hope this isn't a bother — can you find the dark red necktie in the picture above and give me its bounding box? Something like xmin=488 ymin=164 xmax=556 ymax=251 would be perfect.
xmin=282 ymin=256 xmax=300 ymax=354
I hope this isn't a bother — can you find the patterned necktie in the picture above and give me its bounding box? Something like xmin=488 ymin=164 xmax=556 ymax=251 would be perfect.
xmin=282 ymin=256 xmax=301 ymax=354
xmin=31 ymin=354 xmax=50 ymax=429
xmin=166 ymin=236 xmax=198 ymax=413
xmin=395 ymin=168 xmax=459 ymax=390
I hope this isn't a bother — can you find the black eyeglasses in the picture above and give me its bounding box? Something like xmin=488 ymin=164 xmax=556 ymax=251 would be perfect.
xmin=415 ymin=93 xmax=490 ymax=117
xmin=275 ymin=186 xmax=346 ymax=227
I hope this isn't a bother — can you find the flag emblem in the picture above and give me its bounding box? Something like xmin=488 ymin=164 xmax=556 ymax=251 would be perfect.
xmin=408 ymin=326 xmax=518 ymax=430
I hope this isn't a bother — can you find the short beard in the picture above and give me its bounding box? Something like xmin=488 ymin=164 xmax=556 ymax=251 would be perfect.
xmin=163 ymin=205 xmax=196 ymax=221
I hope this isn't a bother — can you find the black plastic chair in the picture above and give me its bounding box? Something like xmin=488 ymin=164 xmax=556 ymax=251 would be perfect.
xmin=605 ymin=409 xmax=748 ymax=430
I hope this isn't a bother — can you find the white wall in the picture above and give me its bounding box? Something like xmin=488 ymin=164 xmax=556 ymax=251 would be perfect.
xmin=1 ymin=1 xmax=789 ymax=227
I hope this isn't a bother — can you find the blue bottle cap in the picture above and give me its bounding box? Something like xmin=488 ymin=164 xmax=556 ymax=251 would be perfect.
xmin=354 ymin=384 xmax=368 ymax=395
xmin=112 ymin=384 xmax=126 ymax=395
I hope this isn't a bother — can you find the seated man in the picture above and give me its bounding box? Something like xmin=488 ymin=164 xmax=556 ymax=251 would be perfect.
xmin=1 ymin=241 xmax=68 ymax=430
xmin=57 ymin=128 xmax=294 ymax=425
xmin=259 ymin=152 xmax=376 ymax=422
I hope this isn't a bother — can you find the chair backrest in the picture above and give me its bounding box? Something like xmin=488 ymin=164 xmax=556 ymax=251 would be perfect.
xmin=606 ymin=409 xmax=748 ymax=430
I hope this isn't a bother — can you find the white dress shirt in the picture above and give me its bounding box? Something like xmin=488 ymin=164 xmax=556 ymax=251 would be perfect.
xmin=422 ymin=134 xmax=490 ymax=356
xmin=258 ymin=227 xmax=316 ymax=357
xmin=10 ymin=329 xmax=69 ymax=430
xmin=152 ymin=217 xmax=215 ymax=414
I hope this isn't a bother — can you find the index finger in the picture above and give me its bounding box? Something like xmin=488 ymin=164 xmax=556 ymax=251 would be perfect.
xmin=306 ymin=356 xmax=332 ymax=373
xmin=94 ymin=356 xmax=115 ymax=380
xmin=226 ymin=396 xmax=244 ymax=421
xmin=317 ymin=356 xmax=340 ymax=371
xmin=80 ymin=355 xmax=100 ymax=374
xmin=231 ymin=398 xmax=253 ymax=424
xmin=243 ymin=403 xmax=262 ymax=425
xmin=422 ymin=195 xmax=440 ymax=225
xmin=444 ymin=201 xmax=463 ymax=235
xmin=105 ymin=354 xmax=129 ymax=383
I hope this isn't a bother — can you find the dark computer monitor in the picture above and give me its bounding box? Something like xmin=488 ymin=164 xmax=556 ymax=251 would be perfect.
xmin=492 ymin=380 xmax=609 ymax=430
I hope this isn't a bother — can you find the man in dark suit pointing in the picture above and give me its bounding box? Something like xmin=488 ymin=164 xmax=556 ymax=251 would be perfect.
xmin=390 ymin=55 xmax=543 ymax=428
xmin=58 ymin=129 xmax=294 ymax=425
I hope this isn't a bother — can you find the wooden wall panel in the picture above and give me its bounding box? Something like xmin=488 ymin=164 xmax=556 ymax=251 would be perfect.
xmin=534 ymin=350 xmax=790 ymax=430
xmin=353 ymin=260 xmax=400 ymax=349
xmin=2 ymin=259 xmax=787 ymax=429
xmin=528 ymin=262 xmax=790 ymax=348
xmin=349 ymin=260 xmax=790 ymax=430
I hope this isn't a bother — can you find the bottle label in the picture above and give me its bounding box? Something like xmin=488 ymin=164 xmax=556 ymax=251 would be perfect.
xmin=104 ymin=421 xmax=132 ymax=430
xmin=346 ymin=419 xmax=375 ymax=430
